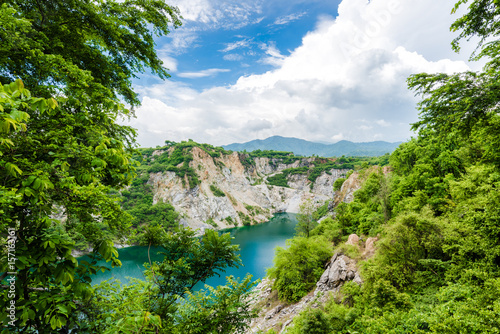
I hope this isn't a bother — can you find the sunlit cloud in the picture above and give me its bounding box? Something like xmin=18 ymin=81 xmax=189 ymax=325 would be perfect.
xmin=177 ymin=68 xmax=231 ymax=78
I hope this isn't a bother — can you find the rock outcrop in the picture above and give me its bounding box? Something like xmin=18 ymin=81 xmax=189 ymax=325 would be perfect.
xmin=362 ymin=236 xmax=378 ymax=258
xmin=147 ymin=147 xmax=349 ymax=231
xmin=245 ymin=251 xmax=362 ymax=334
xmin=315 ymin=253 xmax=362 ymax=293
xmin=332 ymin=171 xmax=362 ymax=207
xmin=346 ymin=234 xmax=360 ymax=246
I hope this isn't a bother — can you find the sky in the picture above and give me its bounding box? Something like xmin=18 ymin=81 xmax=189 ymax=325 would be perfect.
xmin=123 ymin=0 xmax=482 ymax=148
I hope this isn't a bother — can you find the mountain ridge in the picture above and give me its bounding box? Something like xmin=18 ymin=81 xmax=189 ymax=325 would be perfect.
xmin=223 ymin=136 xmax=401 ymax=157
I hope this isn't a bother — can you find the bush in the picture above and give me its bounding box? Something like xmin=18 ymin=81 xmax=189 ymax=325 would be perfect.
xmin=238 ymin=212 xmax=252 ymax=226
xmin=267 ymin=236 xmax=333 ymax=303
xmin=310 ymin=217 xmax=343 ymax=244
xmin=128 ymin=200 xmax=179 ymax=229
xmin=224 ymin=216 xmax=236 ymax=226
xmin=210 ymin=184 xmax=225 ymax=197
xmin=333 ymin=177 xmax=346 ymax=191
xmin=366 ymin=208 xmax=446 ymax=290
xmin=288 ymin=308 xmax=331 ymax=334
xmin=312 ymin=201 xmax=330 ymax=221
xmin=206 ymin=218 xmax=218 ymax=227
xmin=266 ymin=173 xmax=289 ymax=187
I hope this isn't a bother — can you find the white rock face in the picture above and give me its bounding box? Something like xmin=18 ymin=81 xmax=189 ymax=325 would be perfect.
xmin=147 ymin=147 xmax=349 ymax=230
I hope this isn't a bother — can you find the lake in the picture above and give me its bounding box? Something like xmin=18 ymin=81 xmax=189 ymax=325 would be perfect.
xmin=82 ymin=213 xmax=298 ymax=289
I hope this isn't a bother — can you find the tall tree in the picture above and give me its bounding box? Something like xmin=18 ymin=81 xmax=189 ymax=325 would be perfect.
xmin=0 ymin=0 xmax=181 ymax=106
xmin=295 ymin=199 xmax=318 ymax=238
xmin=0 ymin=0 xmax=181 ymax=332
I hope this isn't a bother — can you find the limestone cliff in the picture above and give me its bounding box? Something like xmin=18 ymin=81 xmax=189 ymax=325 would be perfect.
xmin=146 ymin=147 xmax=348 ymax=231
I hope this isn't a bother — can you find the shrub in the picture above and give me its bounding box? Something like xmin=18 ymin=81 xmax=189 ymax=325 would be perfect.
xmin=206 ymin=218 xmax=218 ymax=227
xmin=267 ymin=236 xmax=333 ymax=303
xmin=210 ymin=184 xmax=225 ymax=197
xmin=333 ymin=177 xmax=346 ymax=191
xmin=266 ymin=173 xmax=289 ymax=187
xmin=311 ymin=217 xmax=343 ymax=244
xmin=288 ymin=308 xmax=331 ymax=334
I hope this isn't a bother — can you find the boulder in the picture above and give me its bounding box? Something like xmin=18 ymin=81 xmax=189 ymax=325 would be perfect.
xmin=316 ymin=253 xmax=362 ymax=292
xmin=346 ymin=234 xmax=359 ymax=247
xmin=363 ymin=237 xmax=378 ymax=258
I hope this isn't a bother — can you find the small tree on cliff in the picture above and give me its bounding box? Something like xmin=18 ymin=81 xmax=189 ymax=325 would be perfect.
xmin=296 ymin=199 xmax=318 ymax=238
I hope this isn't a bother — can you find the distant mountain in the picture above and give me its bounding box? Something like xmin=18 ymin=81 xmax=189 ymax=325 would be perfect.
xmin=222 ymin=136 xmax=401 ymax=157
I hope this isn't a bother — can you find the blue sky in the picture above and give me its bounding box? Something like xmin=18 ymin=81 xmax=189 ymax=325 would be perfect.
xmin=136 ymin=0 xmax=342 ymax=89
xmin=126 ymin=0 xmax=479 ymax=148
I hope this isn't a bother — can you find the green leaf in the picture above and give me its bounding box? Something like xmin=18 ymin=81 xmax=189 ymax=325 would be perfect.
xmin=8 ymin=81 xmax=18 ymax=92
xmin=15 ymin=78 xmax=24 ymax=91
xmin=6 ymin=162 xmax=23 ymax=176
xmin=47 ymin=97 xmax=58 ymax=109
xmin=23 ymin=175 xmax=36 ymax=187
xmin=32 ymin=178 xmax=42 ymax=190
xmin=24 ymin=187 xmax=35 ymax=197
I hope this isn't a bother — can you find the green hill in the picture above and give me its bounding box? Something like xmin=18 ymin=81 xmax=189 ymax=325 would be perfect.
xmin=223 ymin=136 xmax=401 ymax=157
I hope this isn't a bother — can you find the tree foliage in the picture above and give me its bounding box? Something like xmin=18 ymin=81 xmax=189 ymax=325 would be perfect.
xmin=0 ymin=1 xmax=255 ymax=332
xmin=0 ymin=0 xmax=181 ymax=106
xmin=83 ymin=228 xmax=257 ymax=334
xmin=0 ymin=79 xmax=135 ymax=331
xmin=295 ymin=199 xmax=318 ymax=238
xmin=267 ymin=236 xmax=332 ymax=303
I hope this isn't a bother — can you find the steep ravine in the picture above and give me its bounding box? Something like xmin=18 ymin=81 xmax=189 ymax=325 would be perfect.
xmin=147 ymin=147 xmax=349 ymax=231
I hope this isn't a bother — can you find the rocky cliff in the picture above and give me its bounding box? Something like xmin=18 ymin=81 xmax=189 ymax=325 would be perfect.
xmin=147 ymin=147 xmax=349 ymax=231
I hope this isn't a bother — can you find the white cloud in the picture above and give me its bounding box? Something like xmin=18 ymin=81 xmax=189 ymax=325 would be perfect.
xmin=168 ymin=0 xmax=218 ymax=24
xmin=223 ymin=54 xmax=244 ymax=61
xmin=221 ymin=39 xmax=252 ymax=52
xmin=331 ymin=133 xmax=345 ymax=143
xmin=259 ymin=42 xmax=286 ymax=67
xmin=168 ymin=0 xmax=262 ymax=28
xmin=162 ymin=30 xmax=200 ymax=55
xmin=177 ymin=68 xmax=230 ymax=78
xmin=160 ymin=56 xmax=178 ymax=72
xmin=274 ymin=11 xmax=307 ymax=25
xmin=375 ymin=119 xmax=391 ymax=127
xmin=159 ymin=1 xmax=263 ymax=55
xmin=128 ymin=0 xmax=474 ymax=148
xmin=245 ymin=119 xmax=273 ymax=132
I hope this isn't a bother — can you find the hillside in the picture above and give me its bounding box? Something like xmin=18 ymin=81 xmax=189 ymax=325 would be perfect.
xmin=223 ymin=136 xmax=401 ymax=157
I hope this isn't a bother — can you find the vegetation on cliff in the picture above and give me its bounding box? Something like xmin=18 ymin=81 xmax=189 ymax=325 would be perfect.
xmin=262 ymin=153 xmax=388 ymax=188
xmin=266 ymin=1 xmax=500 ymax=332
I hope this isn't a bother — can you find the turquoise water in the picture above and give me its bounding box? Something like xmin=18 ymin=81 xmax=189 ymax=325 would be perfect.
xmin=81 ymin=213 xmax=297 ymax=288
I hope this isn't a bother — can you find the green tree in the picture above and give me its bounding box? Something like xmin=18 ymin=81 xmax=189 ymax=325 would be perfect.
xmin=0 ymin=0 xmax=181 ymax=106
xmin=83 ymin=228 xmax=257 ymax=334
xmin=288 ymin=308 xmax=331 ymax=334
xmin=267 ymin=236 xmax=332 ymax=303
xmin=0 ymin=0 xmax=181 ymax=331
xmin=295 ymin=199 xmax=318 ymax=238
xmin=333 ymin=177 xmax=346 ymax=191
